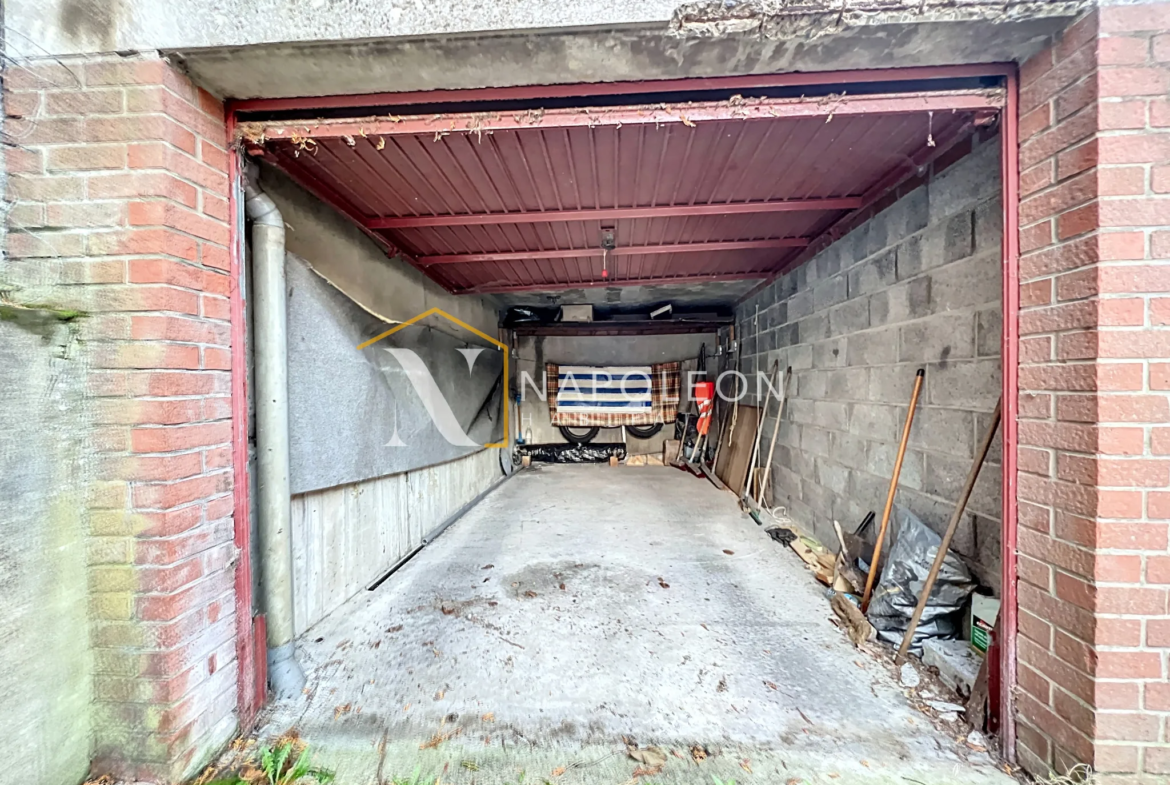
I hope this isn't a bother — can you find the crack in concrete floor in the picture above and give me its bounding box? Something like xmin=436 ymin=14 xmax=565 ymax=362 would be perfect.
xmin=254 ymin=465 xmax=1014 ymax=784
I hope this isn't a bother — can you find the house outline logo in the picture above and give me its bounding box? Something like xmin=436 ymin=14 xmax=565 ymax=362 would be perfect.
xmin=356 ymin=307 xmax=509 ymax=449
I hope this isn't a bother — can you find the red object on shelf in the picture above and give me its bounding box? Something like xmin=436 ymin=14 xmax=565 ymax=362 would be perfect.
xmin=694 ymin=382 xmax=716 ymax=435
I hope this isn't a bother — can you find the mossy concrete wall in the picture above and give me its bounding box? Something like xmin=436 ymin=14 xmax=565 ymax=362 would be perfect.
xmin=0 ymin=313 xmax=93 ymax=785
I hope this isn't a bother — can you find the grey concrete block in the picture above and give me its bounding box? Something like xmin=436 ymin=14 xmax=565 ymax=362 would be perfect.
xmin=849 ymin=402 xmax=903 ymax=442
xmin=975 ymin=307 xmax=1002 ymax=357
xmin=849 ymin=469 xmax=892 ymax=513
xmin=925 ymin=358 xmax=1002 ymax=409
xmin=798 ymin=313 xmax=830 ymax=344
xmin=943 ymin=210 xmax=975 ymax=264
xmin=974 ymin=408 xmax=1004 ymax=465
xmin=801 ymin=424 xmax=831 ymax=458
xmin=816 ymin=457 xmax=852 ymax=495
xmin=967 ymin=457 xmax=1003 ymax=521
xmin=826 ymin=366 xmax=870 ymax=401
xmin=812 ymin=273 xmax=849 ymax=312
xmin=778 ymin=420 xmax=800 ymax=454
xmin=922 ymin=451 xmax=971 ymax=503
xmin=772 ymin=301 xmax=789 ymax=327
xmin=974 ymin=195 xmax=1003 ymax=255
xmin=899 ymin=311 xmax=975 ymax=365
xmin=788 ymin=397 xmax=816 ymax=426
xmin=896 ymin=233 xmax=927 ymax=281
xmin=793 ymin=263 xmax=809 ymax=291
xmin=759 ymin=304 xmax=778 ymax=331
xmin=885 ymin=277 xmax=933 ymax=323
xmin=974 ymin=514 xmax=1002 ymax=593
xmin=772 ymin=442 xmax=795 ymax=470
xmin=849 ymin=250 xmax=897 ymax=295
xmin=867 ymin=442 xmax=924 ymax=491
xmin=830 ymin=430 xmax=870 ymax=472
xmin=847 ymin=327 xmax=899 ymax=366
xmin=828 ymin=297 xmax=870 ymax=337
xmin=815 ymin=243 xmax=844 ymax=281
xmin=773 ymin=465 xmax=804 ymax=502
xmin=801 ymin=477 xmax=836 ymax=520
xmin=897 ymin=184 xmax=931 ymax=237
xmin=777 ymin=322 xmax=799 ymax=349
xmin=868 ymin=364 xmax=921 ymax=405
xmin=786 ymin=437 xmax=816 ymax=481
xmin=797 ymin=369 xmax=828 ymax=399
xmin=908 ymin=406 xmax=975 ymax=459
xmin=866 ymin=210 xmax=892 ymax=257
xmin=778 ymin=272 xmax=798 ymax=300
xmin=788 ymin=343 xmax=814 ymax=371
xmin=813 ymin=400 xmax=851 ymax=432
xmin=929 ymin=252 xmax=999 ymax=314
xmin=788 ymin=289 xmax=813 ymax=322
xmin=869 ymin=289 xmax=891 ymax=327
xmin=928 ymin=139 xmax=1001 ymax=224
xmin=812 ymin=337 xmax=848 ymax=369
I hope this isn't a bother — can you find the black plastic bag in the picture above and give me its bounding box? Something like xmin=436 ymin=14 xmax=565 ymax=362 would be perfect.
xmin=517 ymin=443 xmax=626 ymax=463
xmin=866 ymin=505 xmax=976 ymax=657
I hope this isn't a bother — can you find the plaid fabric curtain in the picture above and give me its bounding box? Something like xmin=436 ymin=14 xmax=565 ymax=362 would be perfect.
xmin=546 ymin=361 xmax=681 ymax=427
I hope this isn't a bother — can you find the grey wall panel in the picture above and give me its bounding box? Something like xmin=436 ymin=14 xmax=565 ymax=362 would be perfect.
xmin=286 ymin=253 xmax=503 ymax=494
xmin=291 ymin=449 xmax=500 ymax=636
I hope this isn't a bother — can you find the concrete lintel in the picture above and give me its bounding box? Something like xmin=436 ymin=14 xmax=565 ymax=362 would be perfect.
xmin=164 ymin=14 xmax=1079 ymax=101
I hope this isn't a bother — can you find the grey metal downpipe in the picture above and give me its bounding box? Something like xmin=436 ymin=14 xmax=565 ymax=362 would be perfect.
xmin=243 ymin=163 xmax=305 ymax=699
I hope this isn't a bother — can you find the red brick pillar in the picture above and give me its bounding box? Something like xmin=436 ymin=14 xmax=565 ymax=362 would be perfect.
xmin=4 ymin=54 xmax=246 ymax=780
xmin=1016 ymin=3 xmax=1170 ymax=780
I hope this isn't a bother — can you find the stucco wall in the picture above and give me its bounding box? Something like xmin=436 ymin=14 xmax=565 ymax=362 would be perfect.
xmin=0 ymin=316 xmax=93 ymax=785
xmin=5 ymin=0 xmax=1083 ymax=56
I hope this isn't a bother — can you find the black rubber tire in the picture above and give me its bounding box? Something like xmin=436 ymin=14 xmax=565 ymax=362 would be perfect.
xmin=559 ymin=426 xmax=599 ymax=444
xmin=626 ymin=423 xmax=664 ymax=439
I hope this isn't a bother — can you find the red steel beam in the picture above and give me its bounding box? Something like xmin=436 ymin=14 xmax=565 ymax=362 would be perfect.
xmin=229 ymin=63 xmax=1014 ymax=115
xmin=419 ymin=239 xmax=809 ymax=265
xmin=456 ymin=271 xmax=767 ymax=295
xmin=999 ymin=67 xmax=1021 ymax=767
xmin=226 ymin=117 xmax=261 ymax=721
xmin=241 ymin=89 xmax=1003 ymax=142
xmin=371 ymin=199 xmax=858 ymax=230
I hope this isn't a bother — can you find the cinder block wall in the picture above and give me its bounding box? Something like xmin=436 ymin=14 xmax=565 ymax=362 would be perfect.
xmin=736 ymin=134 xmax=1004 ymax=590
xmin=3 ymin=53 xmax=245 ymax=781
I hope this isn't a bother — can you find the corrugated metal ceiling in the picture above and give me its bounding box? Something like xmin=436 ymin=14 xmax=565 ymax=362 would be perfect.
xmin=247 ymin=89 xmax=1000 ymax=300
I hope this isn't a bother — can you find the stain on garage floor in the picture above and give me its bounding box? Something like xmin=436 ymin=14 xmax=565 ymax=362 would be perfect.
xmin=252 ymin=465 xmax=1013 ymax=784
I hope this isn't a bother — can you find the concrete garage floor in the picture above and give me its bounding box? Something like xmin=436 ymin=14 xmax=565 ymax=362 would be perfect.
xmin=257 ymin=465 xmax=1013 ymax=785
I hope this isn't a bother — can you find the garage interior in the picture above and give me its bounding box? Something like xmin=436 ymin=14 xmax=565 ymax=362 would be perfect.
xmin=232 ymin=68 xmax=1011 ymax=783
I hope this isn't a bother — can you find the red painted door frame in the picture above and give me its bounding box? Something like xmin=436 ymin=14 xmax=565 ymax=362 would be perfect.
xmin=226 ymin=64 xmax=1023 ymax=758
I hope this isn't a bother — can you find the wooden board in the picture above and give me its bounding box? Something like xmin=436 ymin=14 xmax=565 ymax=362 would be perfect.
xmin=715 ymin=405 xmax=759 ymax=493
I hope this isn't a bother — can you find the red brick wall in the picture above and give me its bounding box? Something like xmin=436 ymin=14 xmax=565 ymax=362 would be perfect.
xmin=1016 ymin=3 xmax=1170 ymax=780
xmin=4 ymin=54 xmax=243 ymax=780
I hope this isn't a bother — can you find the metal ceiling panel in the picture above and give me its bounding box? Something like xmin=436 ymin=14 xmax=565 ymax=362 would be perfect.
xmin=252 ymin=89 xmax=1000 ymax=297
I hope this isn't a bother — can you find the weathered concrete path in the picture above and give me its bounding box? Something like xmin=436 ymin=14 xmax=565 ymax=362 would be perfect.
xmin=258 ymin=465 xmax=1012 ymax=784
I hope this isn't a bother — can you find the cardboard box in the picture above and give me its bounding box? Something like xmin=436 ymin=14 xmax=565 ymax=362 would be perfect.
xmin=662 ymin=439 xmax=681 ymax=465
xmin=969 ymin=594 xmax=1000 ymax=655
xmin=560 ymin=304 xmax=593 ymax=322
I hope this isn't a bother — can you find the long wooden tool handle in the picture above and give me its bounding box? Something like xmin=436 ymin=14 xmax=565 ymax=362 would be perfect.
xmin=742 ymin=360 xmax=779 ymax=497
xmin=861 ymin=368 xmax=925 ymax=612
xmin=756 ymin=366 xmax=793 ymax=506
xmin=896 ymin=396 xmax=1002 ymax=661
